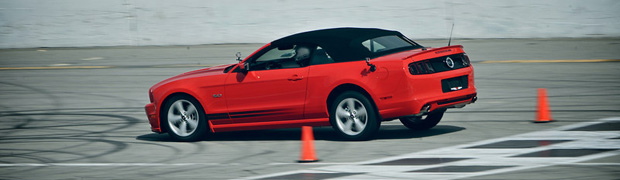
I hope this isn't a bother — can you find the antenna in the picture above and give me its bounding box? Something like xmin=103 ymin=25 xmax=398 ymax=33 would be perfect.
xmin=448 ymin=22 xmax=454 ymax=46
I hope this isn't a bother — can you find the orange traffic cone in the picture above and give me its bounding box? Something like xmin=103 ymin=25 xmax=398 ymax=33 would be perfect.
xmin=298 ymin=126 xmax=319 ymax=163
xmin=534 ymin=88 xmax=553 ymax=123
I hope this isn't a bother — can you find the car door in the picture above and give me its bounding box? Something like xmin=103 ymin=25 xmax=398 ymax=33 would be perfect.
xmin=224 ymin=45 xmax=310 ymax=124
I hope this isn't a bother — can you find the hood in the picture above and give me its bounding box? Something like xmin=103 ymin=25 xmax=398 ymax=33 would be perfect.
xmin=151 ymin=64 xmax=234 ymax=89
xmin=177 ymin=64 xmax=233 ymax=77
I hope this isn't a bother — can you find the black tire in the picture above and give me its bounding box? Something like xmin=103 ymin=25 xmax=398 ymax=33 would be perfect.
xmin=329 ymin=91 xmax=380 ymax=141
xmin=162 ymin=95 xmax=208 ymax=141
xmin=399 ymin=109 xmax=446 ymax=131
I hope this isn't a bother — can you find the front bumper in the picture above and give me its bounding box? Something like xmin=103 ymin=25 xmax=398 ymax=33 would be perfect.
xmin=144 ymin=103 xmax=162 ymax=133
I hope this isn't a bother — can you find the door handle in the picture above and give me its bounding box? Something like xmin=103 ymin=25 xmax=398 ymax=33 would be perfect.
xmin=288 ymin=75 xmax=303 ymax=81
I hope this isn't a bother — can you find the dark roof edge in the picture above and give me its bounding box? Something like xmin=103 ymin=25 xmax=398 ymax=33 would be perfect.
xmin=271 ymin=27 xmax=402 ymax=45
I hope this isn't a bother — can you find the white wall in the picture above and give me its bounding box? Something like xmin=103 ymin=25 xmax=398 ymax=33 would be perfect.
xmin=1 ymin=0 xmax=619 ymax=48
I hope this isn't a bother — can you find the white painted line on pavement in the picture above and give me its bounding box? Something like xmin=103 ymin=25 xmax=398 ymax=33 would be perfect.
xmin=267 ymin=162 xmax=355 ymax=165
xmin=0 ymin=163 xmax=235 ymax=167
xmin=81 ymin=57 xmax=104 ymax=61
xmin=239 ymin=117 xmax=620 ymax=180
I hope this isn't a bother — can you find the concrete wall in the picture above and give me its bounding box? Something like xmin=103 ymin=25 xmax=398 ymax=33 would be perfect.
xmin=1 ymin=0 xmax=619 ymax=48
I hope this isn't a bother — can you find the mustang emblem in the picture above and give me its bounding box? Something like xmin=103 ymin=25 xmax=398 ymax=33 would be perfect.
xmin=445 ymin=57 xmax=455 ymax=69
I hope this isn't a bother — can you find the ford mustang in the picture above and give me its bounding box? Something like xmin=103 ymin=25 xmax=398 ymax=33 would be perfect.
xmin=144 ymin=27 xmax=477 ymax=141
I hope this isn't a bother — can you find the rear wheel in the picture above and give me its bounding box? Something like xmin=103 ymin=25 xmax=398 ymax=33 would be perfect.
xmin=163 ymin=95 xmax=208 ymax=141
xmin=329 ymin=91 xmax=380 ymax=141
xmin=399 ymin=109 xmax=446 ymax=130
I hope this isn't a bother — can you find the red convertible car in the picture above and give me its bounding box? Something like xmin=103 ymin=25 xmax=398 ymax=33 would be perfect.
xmin=145 ymin=28 xmax=477 ymax=141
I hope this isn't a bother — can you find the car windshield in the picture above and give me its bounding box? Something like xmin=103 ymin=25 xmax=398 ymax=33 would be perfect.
xmin=362 ymin=35 xmax=420 ymax=56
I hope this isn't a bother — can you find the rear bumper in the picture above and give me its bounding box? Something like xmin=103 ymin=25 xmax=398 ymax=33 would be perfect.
xmin=429 ymin=92 xmax=477 ymax=110
xmin=400 ymin=93 xmax=477 ymax=118
xmin=384 ymin=91 xmax=477 ymax=119
xmin=378 ymin=66 xmax=477 ymax=120
xmin=144 ymin=103 xmax=162 ymax=133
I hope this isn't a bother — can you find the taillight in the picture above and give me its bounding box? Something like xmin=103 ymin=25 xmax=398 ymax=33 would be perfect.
xmin=461 ymin=53 xmax=470 ymax=66
xmin=408 ymin=61 xmax=433 ymax=75
xmin=408 ymin=53 xmax=469 ymax=75
xmin=425 ymin=62 xmax=435 ymax=73
xmin=149 ymin=90 xmax=154 ymax=103
xmin=408 ymin=63 xmax=418 ymax=75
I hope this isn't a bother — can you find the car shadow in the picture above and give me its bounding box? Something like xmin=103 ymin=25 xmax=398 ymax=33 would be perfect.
xmin=136 ymin=125 xmax=465 ymax=142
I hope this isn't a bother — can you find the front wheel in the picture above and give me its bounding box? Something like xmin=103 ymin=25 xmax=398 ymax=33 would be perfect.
xmin=163 ymin=95 xmax=208 ymax=141
xmin=399 ymin=109 xmax=446 ymax=131
xmin=329 ymin=91 xmax=380 ymax=141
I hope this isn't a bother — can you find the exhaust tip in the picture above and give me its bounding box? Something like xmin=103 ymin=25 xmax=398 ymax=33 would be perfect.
xmin=421 ymin=104 xmax=431 ymax=113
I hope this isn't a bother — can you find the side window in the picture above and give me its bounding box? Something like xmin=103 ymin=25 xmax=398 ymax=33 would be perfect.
xmin=256 ymin=48 xmax=296 ymax=62
xmin=362 ymin=35 xmax=413 ymax=53
xmin=248 ymin=45 xmax=313 ymax=70
xmin=310 ymin=46 xmax=334 ymax=65
xmin=361 ymin=40 xmax=387 ymax=53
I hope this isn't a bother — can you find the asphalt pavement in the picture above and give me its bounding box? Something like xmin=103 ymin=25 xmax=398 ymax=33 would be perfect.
xmin=0 ymin=38 xmax=619 ymax=179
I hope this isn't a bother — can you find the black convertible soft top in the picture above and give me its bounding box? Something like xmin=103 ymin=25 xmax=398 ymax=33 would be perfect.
xmin=271 ymin=27 xmax=420 ymax=62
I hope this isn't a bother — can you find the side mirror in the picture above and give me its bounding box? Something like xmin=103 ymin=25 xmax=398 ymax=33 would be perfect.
xmin=366 ymin=57 xmax=376 ymax=72
xmin=244 ymin=62 xmax=250 ymax=71
xmin=238 ymin=62 xmax=250 ymax=73
xmin=235 ymin=52 xmax=242 ymax=62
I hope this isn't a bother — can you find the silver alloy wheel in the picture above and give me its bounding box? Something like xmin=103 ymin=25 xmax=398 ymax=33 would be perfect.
xmin=335 ymin=98 xmax=368 ymax=136
xmin=167 ymin=99 xmax=199 ymax=137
